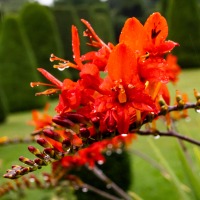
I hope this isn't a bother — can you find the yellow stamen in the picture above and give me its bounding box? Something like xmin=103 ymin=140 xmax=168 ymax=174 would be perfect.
xmin=53 ymin=62 xmax=76 ymax=69
xmin=35 ymin=88 xmax=60 ymax=96
xmin=152 ymin=82 xmax=161 ymax=100
xmin=136 ymin=110 xmax=141 ymax=122
xmin=30 ymin=82 xmax=57 ymax=88
xmin=152 ymin=120 xmax=156 ymax=130
xmin=118 ymin=89 xmax=127 ymax=103
xmin=50 ymin=54 xmax=68 ymax=63
xmin=145 ymin=81 xmax=149 ymax=89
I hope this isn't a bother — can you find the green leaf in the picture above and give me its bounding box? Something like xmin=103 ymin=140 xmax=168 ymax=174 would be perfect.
xmin=148 ymin=138 xmax=191 ymax=200
xmin=176 ymin=143 xmax=200 ymax=200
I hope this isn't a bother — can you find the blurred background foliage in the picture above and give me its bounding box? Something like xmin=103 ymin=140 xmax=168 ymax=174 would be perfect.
xmin=0 ymin=0 xmax=199 ymax=120
xmin=0 ymin=1 xmax=200 ymax=200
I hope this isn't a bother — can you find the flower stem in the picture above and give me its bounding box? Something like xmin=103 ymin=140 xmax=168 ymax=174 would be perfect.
xmin=82 ymin=183 xmax=122 ymax=200
xmin=91 ymin=165 xmax=132 ymax=200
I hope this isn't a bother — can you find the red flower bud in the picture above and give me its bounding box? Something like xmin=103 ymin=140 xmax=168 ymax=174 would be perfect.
xmin=52 ymin=115 xmax=75 ymax=127
xmin=79 ymin=127 xmax=90 ymax=139
xmin=37 ymin=138 xmax=54 ymax=148
xmin=62 ymin=138 xmax=71 ymax=151
xmin=43 ymin=128 xmax=64 ymax=143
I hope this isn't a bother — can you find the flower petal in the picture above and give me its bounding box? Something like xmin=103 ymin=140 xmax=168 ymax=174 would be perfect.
xmin=37 ymin=68 xmax=63 ymax=88
xmin=107 ymin=43 xmax=137 ymax=84
xmin=72 ymin=25 xmax=83 ymax=68
xmin=144 ymin=12 xmax=168 ymax=45
xmin=119 ymin=17 xmax=146 ymax=55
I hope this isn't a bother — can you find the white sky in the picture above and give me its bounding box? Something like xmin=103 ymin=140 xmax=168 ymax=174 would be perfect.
xmin=35 ymin=0 xmax=54 ymax=6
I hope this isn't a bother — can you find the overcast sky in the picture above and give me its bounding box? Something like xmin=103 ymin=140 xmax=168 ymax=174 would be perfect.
xmin=35 ymin=0 xmax=54 ymax=6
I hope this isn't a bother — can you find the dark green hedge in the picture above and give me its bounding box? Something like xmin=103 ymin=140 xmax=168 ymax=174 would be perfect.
xmin=0 ymin=15 xmax=47 ymax=112
xmin=72 ymin=150 xmax=132 ymax=200
xmin=20 ymin=3 xmax=72 ymax=81
xmin=77 ymin=3 xmax=116 ymax=44
xmin=166 ymin=0 xmax=200 ymax=68
xmin=0 ymin=88 xmax=8 ymax=123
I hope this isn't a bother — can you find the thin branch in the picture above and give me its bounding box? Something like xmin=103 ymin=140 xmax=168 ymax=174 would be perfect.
xmin=0 ymin=136 xmax=35 ymax=146
xmin=130 ymin=149 xmax=170 ymax=180
xmin=91 ymin=165 xmax=132 ymax=200
xmin=82 ymin=183 xmax=122 ymax=200
xmin=136 ymin=129 xmax=200 ymax=147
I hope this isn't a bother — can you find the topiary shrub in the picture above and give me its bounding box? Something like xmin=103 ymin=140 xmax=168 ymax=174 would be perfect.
xmin=166 ymin=0 xmax=200 ymax=68
xmin=0 ymin=15 xmax=47 ymax=112
xmin=20 ymin=2 xmax=72 ymax=81
xmin=108 ymin=0 xmax=147 ymax=40
xmin=71 ymin=150 xmax=132 ymax=200
xmin=76 ymin=3 xmax=116 ymax=44
xmin=0 ymin=88 xmax=8 ymax=123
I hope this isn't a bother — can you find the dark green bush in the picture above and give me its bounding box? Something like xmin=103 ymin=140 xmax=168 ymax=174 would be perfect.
xmin=166 ymin=0 xmax=200 ymax=68
xmin=77 ymin=3 xmax=116 ymax=44
xmin=72 ymin=150 xmax=132 ymax=200
xmin=20 ymin=2 xmax=71 ymax=81
xmin=108 ymin=0 xmax=147 ymax=39
xmin=0 ymin=88 xmax=8 ymax=123
xmin=0 ymin=15 xmax=47 ymax=112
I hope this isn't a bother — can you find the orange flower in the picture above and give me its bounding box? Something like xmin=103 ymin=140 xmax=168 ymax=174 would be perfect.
xmin=98 ymin=43 xmax=157 ymax=134
xmin=165 ymin=54 xmax=181 ymax=83
xmin=143 ymin=12 xmax=179 ymax=56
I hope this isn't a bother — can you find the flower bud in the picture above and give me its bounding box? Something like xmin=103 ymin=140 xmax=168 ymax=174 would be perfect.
xmin=28 ymin=146 xmax=45 ymax=160
xmin=19 ymin=156 xmax=35 ymax=166
xmin=43 ymin=128 xmax=64 ymax=143
xmin=62 ymin=138 xmax=71 ymax=151
xmin=79 ymin=127 xmax=90 ymax=139
xmin=52 ymin=115 xmax=75 ymax=127
xmin=37 ymin=138 xmax=54 ymax=148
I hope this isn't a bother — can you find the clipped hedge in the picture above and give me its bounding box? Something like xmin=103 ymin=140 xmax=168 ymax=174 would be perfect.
xmin=77 ymin=3 xmax=116 ymax=44
xmin=0 ymin=15 xmax=47 ymax=112
xmin=53 ymin=5 xmax=91 ymax=58
xmin=0 ymin=88 xmax=8 ymax=123
xmin=166 ymin=0 xmax=200 ymax=68
xmin=20 ymin=2 xmax=72 ymax=81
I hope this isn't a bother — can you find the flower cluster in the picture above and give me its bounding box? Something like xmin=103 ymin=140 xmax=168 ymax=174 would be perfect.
xmin=4 ymin=12 xmax=182 ymax=180
xmin=31 ymin=12 xmax=180 ymax=136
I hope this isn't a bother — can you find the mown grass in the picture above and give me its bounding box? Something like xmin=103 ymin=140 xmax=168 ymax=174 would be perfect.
xmin=131 ymin=69 xmax=200 ymax=199
xmin=0 ymin=69 xmax=200 ymax=199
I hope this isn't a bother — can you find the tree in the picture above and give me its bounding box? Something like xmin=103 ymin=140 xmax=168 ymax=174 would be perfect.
xmin=0 ymin=88 xmax=8 ymax=123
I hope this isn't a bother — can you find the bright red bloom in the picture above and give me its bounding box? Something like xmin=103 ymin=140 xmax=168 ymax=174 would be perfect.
xmin=119 ymin=12 xmax=179 ymax=86
xmin=143 ymin=12 xmax=179 ymax=56
xmin=97 ymin=43 xmax=157 ymax=134
xmin=165 ymin=54 xmax=181 ymax=83
xmin=28 ymin=103 xmax=52 ymax=130
xmin=119 ymin=17 xmax=146 ymax=57
xmin=80 ymin=19 xmax=114 ymax=71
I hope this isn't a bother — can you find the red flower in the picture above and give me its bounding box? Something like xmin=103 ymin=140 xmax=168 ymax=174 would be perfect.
xmin=28 ymin=103 xmax=52 ymax=130
xmin=165 ymin=54 xmax=181 ymax=83
xmin=143 ymin=12 xmax=179 ymax=56
xmin=119 ymin=17 xmax=146 ymax=57
xmin=97 ymin=43 xmax=157 ymax=134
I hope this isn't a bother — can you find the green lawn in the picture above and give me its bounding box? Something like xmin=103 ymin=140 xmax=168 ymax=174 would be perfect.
xmin=1 ymin=69 xmax=200 ymax=199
